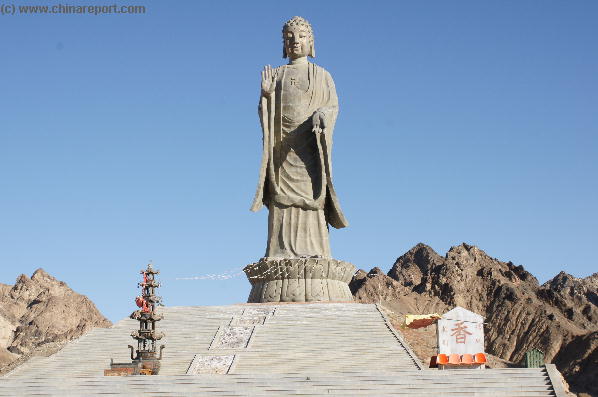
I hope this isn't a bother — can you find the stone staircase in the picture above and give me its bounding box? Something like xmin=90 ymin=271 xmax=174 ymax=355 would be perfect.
xmin=0 ymin=303 xmax=566 ymax=396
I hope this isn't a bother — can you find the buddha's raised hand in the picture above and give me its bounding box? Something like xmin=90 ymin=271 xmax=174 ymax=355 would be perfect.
xmin=312 ymin=110 xmax=326 ymax=135
xmin=261 ymin=65 xmax=276 ymax=96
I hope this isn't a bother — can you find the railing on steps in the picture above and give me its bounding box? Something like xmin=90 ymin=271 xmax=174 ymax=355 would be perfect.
xmin=375 ymin=304 xmax=424 ymax=370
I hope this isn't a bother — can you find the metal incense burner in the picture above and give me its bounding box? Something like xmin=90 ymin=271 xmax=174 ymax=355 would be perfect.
xmin=105 ymin=263 xmax=165 ymax=376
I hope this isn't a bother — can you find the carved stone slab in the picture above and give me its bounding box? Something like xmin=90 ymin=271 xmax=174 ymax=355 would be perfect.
xmin=229 ymin=316 xmax=266 ymax=326
xmin=185 ymin=354 xmax=234 ymax=374
xmin=244 ymin=258 xmax=356 ymax=303
xmin=242 ymin=307 xmax=275 ymax=317
xmin=209 ymin=326 xmax=254 ymax=350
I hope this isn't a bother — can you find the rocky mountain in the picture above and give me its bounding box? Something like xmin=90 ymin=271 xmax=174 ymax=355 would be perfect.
xmin=350 ymin=243 xmax=597 ymax=397
xmin=0 ymin=269 xmax=111 ymax=373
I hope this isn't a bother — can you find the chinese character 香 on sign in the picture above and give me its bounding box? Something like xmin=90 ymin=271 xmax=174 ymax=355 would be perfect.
xmin=450 ymin=321 xmax=472 ymax=344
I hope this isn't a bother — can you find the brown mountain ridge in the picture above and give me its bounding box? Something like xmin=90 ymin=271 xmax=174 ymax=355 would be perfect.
xmin=0 ymin=269 xmax=111 ymax=373
xmin=350 ymin=242 xmax=597 ymax=396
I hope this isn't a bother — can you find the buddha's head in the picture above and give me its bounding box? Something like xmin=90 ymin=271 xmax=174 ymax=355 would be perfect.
xmin=282 ymin=16 xmax=315 ymax=59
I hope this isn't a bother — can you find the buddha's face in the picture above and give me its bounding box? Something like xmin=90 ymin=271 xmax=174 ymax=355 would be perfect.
xmin=284 ymin=26 xmax=310 ymax=59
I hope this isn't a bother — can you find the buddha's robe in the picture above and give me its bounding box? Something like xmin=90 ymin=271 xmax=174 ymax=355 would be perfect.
xmin=251 ymin=62 xmax=348 ymax=259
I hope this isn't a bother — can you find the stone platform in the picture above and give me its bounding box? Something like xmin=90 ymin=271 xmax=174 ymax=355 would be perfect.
xmin=0 ymin=303 xmax=567 ymax=396
xmin=244 ymin=258 xmax=355 ymax=303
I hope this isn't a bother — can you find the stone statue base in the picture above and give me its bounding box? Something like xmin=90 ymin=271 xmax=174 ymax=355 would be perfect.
xmin=244 ymin=258 xmax=356 ymax=303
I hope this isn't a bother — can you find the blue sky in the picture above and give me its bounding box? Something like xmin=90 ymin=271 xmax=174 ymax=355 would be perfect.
xmin=1 ymin=1 xmax=596 ymax=322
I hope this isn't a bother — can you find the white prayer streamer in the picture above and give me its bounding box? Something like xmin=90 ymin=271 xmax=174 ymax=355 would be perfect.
xmin=176 ymin=260 xmax=347 ymax=281
xmin=176 ymin=268 xmax=244 ymax=281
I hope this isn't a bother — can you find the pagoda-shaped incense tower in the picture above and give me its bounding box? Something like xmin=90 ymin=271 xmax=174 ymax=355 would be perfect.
xmin=106 ymin=263 xmax=165 ymax=376
xmin=130 ymin=263 xmax=165 ymax=370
